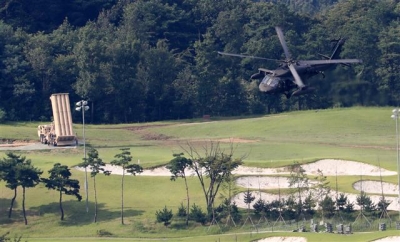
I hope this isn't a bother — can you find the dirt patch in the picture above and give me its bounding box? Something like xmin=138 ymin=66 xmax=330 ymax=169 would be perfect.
xmin=141 ymin=133 xmax=172 ymax=141
xmin=217 ymin=138 xmax=259 ymax=143
xmin=125 ymin=124 xmax=171 ymax=131
xmin=0 ymin=139 xmax=37 ymax=147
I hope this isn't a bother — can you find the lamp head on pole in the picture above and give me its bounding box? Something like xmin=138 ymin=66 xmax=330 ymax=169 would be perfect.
xmin=75 ymin=100 xmax=89 ymax=111
xmin=76 ymin=100 xmax=88 ymax=107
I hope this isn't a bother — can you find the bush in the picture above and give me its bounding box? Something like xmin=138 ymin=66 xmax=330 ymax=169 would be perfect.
xmin=177 ymin=202 xmax=187 ymax=217
xmin=319 ymin=195 xmax=335 ymax=219
xmin=215 ymin=199 xmax=241 ymax=223
xmin=155 ymin=206 xmax=173 ymax=226
xmin=253 ymin=199 xmax=265 ymax=215
xmin=189 ymin=203 xmax=207 ymax=225
xmin=96 ymin=229 xmax=113 ymax=237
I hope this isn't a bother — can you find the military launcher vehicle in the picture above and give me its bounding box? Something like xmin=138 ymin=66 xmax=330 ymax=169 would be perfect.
xmin=37 ymin=93 xmax=77 ymax=146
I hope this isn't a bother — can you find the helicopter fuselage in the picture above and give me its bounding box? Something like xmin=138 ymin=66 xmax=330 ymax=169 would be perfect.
xmin=257 ymin=63 xmax=336 ymax=95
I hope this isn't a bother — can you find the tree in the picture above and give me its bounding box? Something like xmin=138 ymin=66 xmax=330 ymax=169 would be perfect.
xmin=253 ymin=198 xmax=266 ymax=216
xmin=42 ymin=163 xmax=82 ymax=220
xmin=78 ymin=148 xmax=111 ymax=223
xmin=377 ymin=21 xmax=400 ymax=105
xmin=302 ymin=192 xmax=316 ymax=219
xmin=377 ymin=196 xmax=391 ymax=214
xmin=189 ymin=203 xmax=207 ymax=225
xmin=242 ymin=188 xmax=256 ymax=227
xmin=313 ymin=169 xmax=330 ymax=218
xmin=288 ymin=162 xmax=309 ymax=220
xmin=356 ymin=191 xmax=376 ymax=214
xmin=110 ymin=148 xmax=143 ymax=224
xmin=166 ymin=153 xmax=192 ymax=225
xmin=336 ymin=193 xmax=348 ymax=211
xmin=181 ymin=141 xmax=243 ymax=215
xmin=243 ymin=189 xmax=255 ymax=211
xmin=14 ymin=160 xmax=42 ymax=225
xmin=0 ymin=153 xmax=42 ymax=224
xmin=0 ymin=152 xmax=28 ymax=218
xmin=155 ymin=206 xmax=173 ymax=226
xmin=319 ymin=195 xmax=336 ymax=219
xmin=215 ymin=198 xmax=241 ymax=223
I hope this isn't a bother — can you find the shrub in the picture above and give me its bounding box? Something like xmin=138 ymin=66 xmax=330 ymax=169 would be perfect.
xmin=189 ymin=203 xmax=207 ymax=225
xmin=155 ymin=206 xmax=173 ymax=226
xmin=319 ymin=195 xmax=335 ymax=219
xmin=97 ymin=229 xmax=113 ymax=237
xmin=177 ymin=202 xmax=187 ymax=217
xmin=253 ymin=199 xmax=265 ymax=215
xmin=215 ymin=199 xmax=241 ymax=223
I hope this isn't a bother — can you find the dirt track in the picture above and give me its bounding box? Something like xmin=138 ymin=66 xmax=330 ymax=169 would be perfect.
xmin=0 ymin=142 xmax=77 ymax=151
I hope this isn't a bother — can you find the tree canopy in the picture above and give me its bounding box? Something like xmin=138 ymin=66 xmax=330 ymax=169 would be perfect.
xmin=1 ymin=0 xmax=399 ymax=124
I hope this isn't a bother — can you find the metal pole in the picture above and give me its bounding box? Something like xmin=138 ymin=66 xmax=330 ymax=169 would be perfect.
xmin=396 ymin=110 xmax=400 ymax=221
xmin=392 ymin=109 xmax=400 ymax=221
xmin=82 ymin=101 xmax=88 ymax=213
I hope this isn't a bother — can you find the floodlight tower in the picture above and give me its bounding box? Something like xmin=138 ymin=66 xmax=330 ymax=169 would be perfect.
xmin=390 ymin=108 xmax=400 ymax=220
xmin=76 ymin=100 xmax=89 ymax=213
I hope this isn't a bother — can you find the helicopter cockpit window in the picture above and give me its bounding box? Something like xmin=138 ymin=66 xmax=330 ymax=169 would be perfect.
xmin=261 ymin=75 xmax=280 ymax=87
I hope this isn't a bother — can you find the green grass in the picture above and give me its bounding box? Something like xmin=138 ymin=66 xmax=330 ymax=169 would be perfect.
xmin=0 ymin=107 xmax=400 ymax=241
xmin=19 ymin=230 xmax=400 ymax=242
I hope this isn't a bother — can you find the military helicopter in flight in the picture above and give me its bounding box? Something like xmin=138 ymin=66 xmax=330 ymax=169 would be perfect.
xmin=218 ymin=26 xmax=362 ymax=98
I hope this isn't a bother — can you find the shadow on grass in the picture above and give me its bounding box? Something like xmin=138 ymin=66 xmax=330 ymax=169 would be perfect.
xmin=30 ymin=200 xmax=144 ymax=226
xmin=0 ymin=198 xmax=14 ymax=210
xmin=0 ymin=198 xmax=20 ymax=224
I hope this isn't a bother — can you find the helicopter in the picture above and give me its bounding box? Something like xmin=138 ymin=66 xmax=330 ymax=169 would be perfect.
xmin=218 ymin=26 xmax=363 ymax=98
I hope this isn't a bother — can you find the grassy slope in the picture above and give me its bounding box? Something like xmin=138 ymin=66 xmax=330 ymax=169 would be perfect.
xmin=0 ymin=107 xmax=399 ymax=241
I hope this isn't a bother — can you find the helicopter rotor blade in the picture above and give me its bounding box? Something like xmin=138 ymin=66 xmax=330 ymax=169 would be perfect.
xmin=288 ymin=64 xmax=305 ymax=88
xmin=275 ymin=26 xmax=292 ymax=60
xmin=217 ymin=51 xmax=279 ymax=61
xmin=298 ymin=59 xmax=363 ymax=65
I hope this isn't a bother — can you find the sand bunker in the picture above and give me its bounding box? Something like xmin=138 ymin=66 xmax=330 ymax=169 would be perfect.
xmin=256 ymin=237 xmax=400 ymax=242
xmin=257 ymin=237 xmax=307 ymax=242
xmin=236 ymin=176 xmax=316 ymax=189
xmin=229 ymin=159 xmax=394 ymax=176
xmin=299 ymin=159 xmax=396 ymax=176
xmin=76 ymin=159 xmax=396 ymax=177
xmin=75 ymin=159 xmax=399 ymax=211
xmin=353 ymin=181 xmax=399 ymax=195
xmin=372 ymin=237 xmax=400 ymax=242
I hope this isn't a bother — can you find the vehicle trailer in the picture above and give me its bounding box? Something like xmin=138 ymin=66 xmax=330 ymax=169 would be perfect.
xmin=37 ymin=93 xmax=76 ymax=146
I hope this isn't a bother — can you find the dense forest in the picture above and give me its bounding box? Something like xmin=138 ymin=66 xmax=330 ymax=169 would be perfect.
xmin=0 ymin=0 xmax=399 ymax=124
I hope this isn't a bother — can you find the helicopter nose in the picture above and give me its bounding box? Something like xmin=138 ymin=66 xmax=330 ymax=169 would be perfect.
xmin=259 ymin=82 xmax=273 ymax=92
